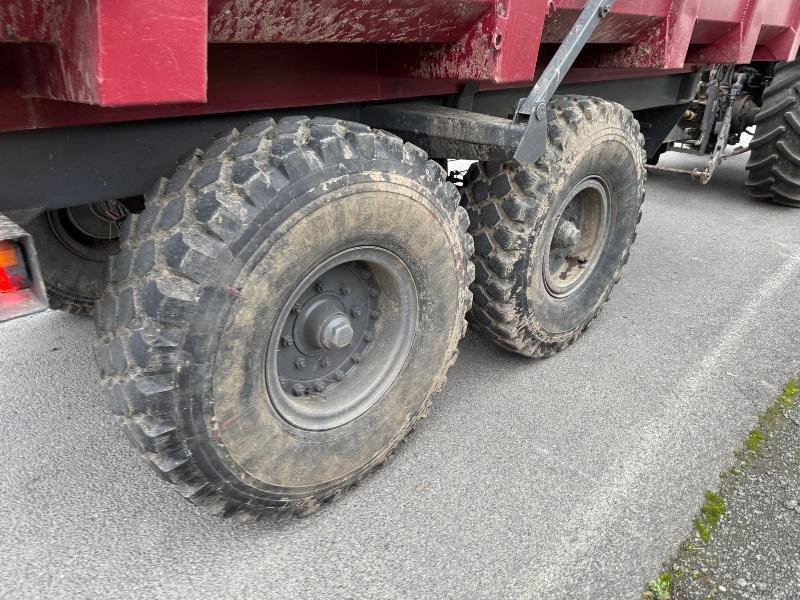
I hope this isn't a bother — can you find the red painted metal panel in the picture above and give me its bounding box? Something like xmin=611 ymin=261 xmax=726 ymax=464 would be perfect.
xmin=378 ymin=0 xmax=549 ymax=83
xmin=0 ymin=0 xmax=68 ymax=41
xmin=546 ymin=0 xmax=703 ymax=69
xmin=3 ymin=0 xmax=207 ymax=106
xmin=207 ymin=0 xmax=494 ymax=43
xmin=95 ymin=1 xmax=207 ymax=106
xmin=1 ymin=0 xmax=800 ymax=133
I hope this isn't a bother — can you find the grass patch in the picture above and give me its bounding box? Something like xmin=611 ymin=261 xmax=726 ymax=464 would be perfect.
xmin=644 ymin=572 xmax=673 ymax=600
xmin=744 ymin=379 xmax=798 ymax=456
xmin=693 ymin=491 xmax=725 ymax=541
xmin=643 ymin=377 xmax=799 ymax=599
xmin=778 ymin=379 xmax=799 ymax=408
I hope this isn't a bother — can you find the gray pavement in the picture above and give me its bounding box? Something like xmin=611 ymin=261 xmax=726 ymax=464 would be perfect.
xmin=659 ymin=381 xmax=800 ymax=600
xmin=2 ymin=150 xmax=800 ymax=600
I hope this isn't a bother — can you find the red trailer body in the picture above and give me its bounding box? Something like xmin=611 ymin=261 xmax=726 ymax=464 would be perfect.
xmin=1 ymin=0 xmax=799 ymax=132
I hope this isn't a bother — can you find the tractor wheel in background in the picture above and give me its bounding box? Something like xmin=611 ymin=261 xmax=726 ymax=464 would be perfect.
xmin=462 ymin=96 xmax=646 ymax=357
xmin=94 ymin=116 xmax=474 ymax=519
xmin=746 ymin=59 xmax=800 ymax=207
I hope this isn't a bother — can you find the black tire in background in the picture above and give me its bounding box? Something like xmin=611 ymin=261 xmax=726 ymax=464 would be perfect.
xmin=94 ymin=116 xmax=474 ymax=519
xmin=462 ymin=96 xmax=646 ymax=357
xmin=746 ymin=59 xmax=800 ymax=207
xmin=25 ymin=204 xmax=127 ymax=315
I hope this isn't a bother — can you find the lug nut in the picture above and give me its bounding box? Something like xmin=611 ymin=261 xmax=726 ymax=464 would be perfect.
xmin=291 ymin=384 xmax=306 ymax=397
xmin=339 ymin=284 xmax=351 ymax=295
xmin=295 ymin=357 xmax=306 ymax=369
xmin=365 ymin=331 xmax=375 ymax=342
xmin=318 ymin=313 xmax=354 ymax=349
xmin=313 ymin=382 xmax=326 ymax=393
xmin=320 ymin=356 xmax=331 ymax=368
xmin=553 ymin=220 xmax=582 ymax=250
xmin=292 ymin=303 xmax=303 ymax=314
xmin=315 ymin=280 xmax=325 ymax=292
xmin=351 ymin=305 xmax=362 ymax=318
xmin=334 ymin=371 xmax=344 ymax=382
xmin=370 ymin=310 xmax=380 ymax=319
xmin=368 ymin=288 xmax=379 ymax=298
xmin=352 ymin=353 xmax=362 ymax=363
xmin=282 ymin=335 xmax=294 ymax=347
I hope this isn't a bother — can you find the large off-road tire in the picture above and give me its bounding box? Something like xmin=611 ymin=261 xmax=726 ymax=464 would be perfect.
xmin=462 ymin=96 xmax=646 ymax=357
xmin=745 ymin=60 xmax=800 ymax=207
xmin=94 ymin=116 xmax=474 ymax=519
xmin=25 ymin=205 xmax=126 ymax=315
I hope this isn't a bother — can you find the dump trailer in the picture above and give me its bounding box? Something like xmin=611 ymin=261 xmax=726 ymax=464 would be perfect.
xmin=1 ymin=0 xmax=799 ymax=519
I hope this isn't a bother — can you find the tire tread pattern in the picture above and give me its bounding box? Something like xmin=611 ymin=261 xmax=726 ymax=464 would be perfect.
xmin=746 ymin=60 xmax=800 ymax=207
xmin=461 ymin=96 xmax=646 ymax=357
xmin=94 ymin=116 xmax=474 ymax=520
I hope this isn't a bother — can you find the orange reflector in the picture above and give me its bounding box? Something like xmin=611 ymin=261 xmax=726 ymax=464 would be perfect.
xmin=0 ymin=240 xmax=18 ymax=268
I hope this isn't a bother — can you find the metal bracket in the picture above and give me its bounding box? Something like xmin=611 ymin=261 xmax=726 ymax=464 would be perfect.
xmin=455 ymin=82 xmax=480 ymax=112
xmin=361 ymin=102 xmax=525 ymax=161
xmin=646 ymin=68 xmax=747 ymax=184
xmin=513 ymin=0 xmax=616 ymax=164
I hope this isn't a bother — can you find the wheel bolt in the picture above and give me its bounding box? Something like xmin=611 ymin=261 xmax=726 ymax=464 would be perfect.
xmin=282 ymin=335 xmax=294 ymax=347
xmin=334 ymin=371 xmax=344 ymax=382
xmin=313 ymin=382 xmax=326 ymax=393
xmin=295 ymin=357 xmax=306 ymax=369
xmin=352 ymin=353 xmax=362 ymax=363
xmin=291 ymin=384 xmax=305 ymax=397
xmin=339 ymin=284 xmax=351 ymax=295
xmin=351 ymin=305 xmax=362 ymax=318
xmin=553 ymin=220 xmax=582 ymax=250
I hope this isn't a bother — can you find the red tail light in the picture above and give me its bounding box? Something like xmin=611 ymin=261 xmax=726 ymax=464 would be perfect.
xmin=0 ymin=216 xmax=46 ymax=321
xmin=0 ymin=240 xmax=29 ymax=293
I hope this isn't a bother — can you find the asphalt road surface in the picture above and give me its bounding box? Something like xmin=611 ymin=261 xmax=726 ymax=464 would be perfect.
xmin=3 ymin=151 xmax=800 ymax=600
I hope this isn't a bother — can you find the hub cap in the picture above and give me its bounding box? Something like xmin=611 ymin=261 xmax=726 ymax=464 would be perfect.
xmin=266 ymin=247 xmax=418 ymax=431
xmin=543 ymin=176 xmax=610 ymax=298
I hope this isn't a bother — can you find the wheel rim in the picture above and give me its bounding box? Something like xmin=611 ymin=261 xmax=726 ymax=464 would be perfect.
xmin=542 ymin=176 xmax=610 ymax=298
xmin=265 ymin=246 xmax=418 ymax=431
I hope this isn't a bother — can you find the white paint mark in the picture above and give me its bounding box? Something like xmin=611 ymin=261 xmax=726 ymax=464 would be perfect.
xmin=527 ymin=247 xmax=800 ymax=597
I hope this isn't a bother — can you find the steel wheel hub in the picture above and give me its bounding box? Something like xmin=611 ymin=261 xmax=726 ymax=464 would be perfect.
xmin=543 ymin=176 xmax=610 ymax=298
xmin=266 ymin=247 xmax=418 ymax=431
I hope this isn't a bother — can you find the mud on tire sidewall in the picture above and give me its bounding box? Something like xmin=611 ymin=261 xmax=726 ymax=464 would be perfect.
xmin=525 ymin=128 xmax=641 ymax=336
xmin=180 ymin=169 xmax=465 ymax=502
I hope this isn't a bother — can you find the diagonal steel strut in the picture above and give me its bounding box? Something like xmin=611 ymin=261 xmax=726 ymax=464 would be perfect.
xmin=513 ymin=0 xmax=616 ymax=164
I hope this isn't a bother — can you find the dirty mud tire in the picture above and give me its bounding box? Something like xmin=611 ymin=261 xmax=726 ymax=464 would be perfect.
xmin=94 ymin=116 xmax=474 ymax=520
xmin=25 ymin=207 xmax=125 ymax=316
xmin=745 ymin=59 xmax=800 ymax=207
xmin=462 ymin=96 xmax=646 ymax=357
